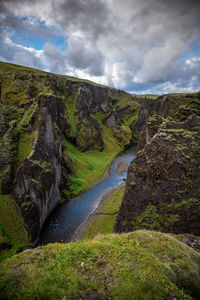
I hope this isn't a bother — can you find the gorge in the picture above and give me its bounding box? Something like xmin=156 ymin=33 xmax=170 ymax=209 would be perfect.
xmin=0 ymin=61 xmax=200 ymax=300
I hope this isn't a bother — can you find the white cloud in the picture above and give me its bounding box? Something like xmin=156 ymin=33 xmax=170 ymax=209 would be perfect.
xmin=0 ymin=0 xmax=200 ymax=93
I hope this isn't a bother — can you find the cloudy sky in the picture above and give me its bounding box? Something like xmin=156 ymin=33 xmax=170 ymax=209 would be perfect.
xmin=0 ymin=0 xmax=200 ymax=94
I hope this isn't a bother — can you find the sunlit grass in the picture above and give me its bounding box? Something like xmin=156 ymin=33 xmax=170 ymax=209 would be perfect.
xmin=0 ymin=194 xmax=29 ymax=262
xmin=0 ymin=230 xmax=199 ymax=299
xmin=65 ymin=126 xmax=122 ymax=195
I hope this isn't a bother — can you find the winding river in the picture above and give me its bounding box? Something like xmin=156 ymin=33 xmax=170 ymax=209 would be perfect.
xmin=38 ymin=146 xmax=136 ymax=244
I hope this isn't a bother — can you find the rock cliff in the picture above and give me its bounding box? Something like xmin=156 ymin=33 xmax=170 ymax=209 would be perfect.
xmin=1 ymin=61 xmax=200 ymax=245
xmin=0 ymin=62 xmax=140 ymax=242
xmin=115 ymin=112 xmax=200 ymax=235
xmin=14 ymin=94 xmax=66 ymax=241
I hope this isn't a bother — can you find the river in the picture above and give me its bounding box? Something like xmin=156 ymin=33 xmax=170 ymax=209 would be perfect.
xmin=38 ymin=146 xmax=136 ymax=244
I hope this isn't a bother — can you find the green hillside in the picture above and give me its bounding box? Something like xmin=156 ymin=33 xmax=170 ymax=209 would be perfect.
xmin=0 ymin=230 xmax=199 ymax=300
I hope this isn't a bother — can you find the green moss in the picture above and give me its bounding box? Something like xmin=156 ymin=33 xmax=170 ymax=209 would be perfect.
xmin=0 ymin=230 xmax=199 ymax=299
xmin=17 ymin=131 xmax=36 ymax=164
xmin=92 ymin=112 xmax=103 ymax=123
xmin=64 ymin=123 xmax=121 ymax=195
xmin=135 ymin=94 xmax=160 ymax=100
xmin=131 ymin=204 xmax=162 ymax=231
xmin=113 ymin=123 xmax=132 ymax=147
xmin=77 ymin=117 xmax=102 ymax=151
xmin=17 ymin=102 xmax=38 ymax=132
xmin=1 ymin=77 xmax=29 ymax=106
xmin=168 ymin=198 xmax=200 ymax=210
xmin=64 ymin=87 xmax=78 ymax=136
xmin=0 ymin=227 xmax=10 ymax=245
xmin=0 ymin=194 xmax=29 ymax=262
xmin=131 ymin=204 xmax=182 ymax=231
xmin=130 ymin=181 xmax=136 ymax=186
xmin=124 ymin=111 xmax=139 ymax=127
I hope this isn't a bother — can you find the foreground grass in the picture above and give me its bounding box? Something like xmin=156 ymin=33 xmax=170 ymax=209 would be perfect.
xmin=0 ymin=194 xmax=29 ymax=262
xmin=83 ymin=186 xmax=125 ymax=240
xmin=0 ymin=230 xmax=200 ymax=299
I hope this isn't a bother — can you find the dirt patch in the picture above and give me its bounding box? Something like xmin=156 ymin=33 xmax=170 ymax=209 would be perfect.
xmin=116 ymin=161 xmax=128 ymax=173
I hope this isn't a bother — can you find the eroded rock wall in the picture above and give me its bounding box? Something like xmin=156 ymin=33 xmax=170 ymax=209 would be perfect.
xmin=115 ymin=114 xmax=200 ymax=235
xmin=0 ymin=69 xmax=140 ymax=242
xmin=14 ymin=94 xmax=66 ymax=241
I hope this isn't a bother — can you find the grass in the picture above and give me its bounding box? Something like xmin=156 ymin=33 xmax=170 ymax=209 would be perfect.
xmin=0 ymin=61 xmax=47 ymax=75
xmin=17 ymin=131 xmax=36 ymax=164
xmin=0 ymin=61 xmax=110 ymax=88
xmin=134 ymin=94 xmax=160 ymax=100
xmin=83 ymin=186 xmax=125 ymax=240
xmin=64 ymin=89 xmax=78 ymax=136
xmin=0 ymin=194 xmax=29 ymax=262
xmin=64 ymin=125 xmax=122 ymax=195
xmin=0 ymin=230 xmax=199 ymax=299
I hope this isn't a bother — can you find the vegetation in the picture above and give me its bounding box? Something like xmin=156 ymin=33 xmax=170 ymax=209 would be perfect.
xmin=0 ymin=230 xmax=199 ymax=300
xmin=0 ymin=194 xmax=29 ymax=262
xmin=64 ymin=126 xmax=121 ymax=195
xmin=0 ymin=61 xmax=110 ymax=88
xmin=83 ymin=186 xmax=125 ymax=240
xmin=0 ymin=61 xmax=199 ymax=300
xmin=134 ymin=94 xmax=159 ymax=100
xmin=17 ymin=132 xmax=36 ymax=164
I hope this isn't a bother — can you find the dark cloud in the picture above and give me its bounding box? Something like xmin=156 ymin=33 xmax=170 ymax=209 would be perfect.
xmin=0 ymin=0 xmax=200 ymax=93
xmin=43 ymin=43 xmax=66 ymax=74
xmin=66 ymin=36 xmax=104 ymax=76
xmin=50 ymin=0 xmax=112 ymax=38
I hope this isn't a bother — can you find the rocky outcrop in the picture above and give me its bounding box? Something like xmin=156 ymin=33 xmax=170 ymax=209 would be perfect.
xmin=2 ymin=61 xmax=199 ymax=246
xmin=0 ymin=64 xmax=140 ymax=243
xmin=14 ymin=94 xmax=66 ymax=241
xmin=115 ymin=114 xmax=200 ymax=235
xmin=75 ymin=86 xmax=105 ymax=151
xmin=75 ymin=87 xmax=103 ymax=151
xmin=0 ymin=120 xmax=19 ymax=194
xmin=133 ymin=97 xmax=155 ymax=134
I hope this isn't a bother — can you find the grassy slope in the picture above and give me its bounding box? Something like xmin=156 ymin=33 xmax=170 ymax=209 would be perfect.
xmin=0 ymin=61 xmax=138 ymax=258
xmin=0 ymin=195 xmax=29 ymax=261
xmin=65 ymin=125 xmax=122 ymax=195
xmin=134 ymin=94 xmax=159 ymax=100
xmin=83 ymin=186 xmax=125 ymax=240
xmin=0 ymin=61 xmax=138 ymax=196
xmin=0 ymin=230 xmax=199 ymax=300
xmin=0 ymin=61 xmax=110 ymax=88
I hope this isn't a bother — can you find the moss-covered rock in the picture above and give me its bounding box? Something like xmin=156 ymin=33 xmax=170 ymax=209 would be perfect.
xmin=0 ymin=121 xmax=19 ymax=194
xmin=14 ymin=94 xmax=68 ymax=242
xmin=115 ymin=114 xmax=200 ymax=235
xmin=0 ymin=230 xmax=200 ymax=299
xmin=113 ymin=123 xmax=132 ymax=148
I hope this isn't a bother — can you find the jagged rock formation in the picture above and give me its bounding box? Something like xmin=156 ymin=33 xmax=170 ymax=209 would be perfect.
xmin=1 ymin=61 xmax=200 ymax=244
xmin=0 ymin=62 xmax=141 ymax=242
xmin=115 ymin=114 xmax=200 ymax=235
xmin=14 ymin=94 xmax=66 ymax=241
xmin=76 ymin=86 xmax=104 ymax=151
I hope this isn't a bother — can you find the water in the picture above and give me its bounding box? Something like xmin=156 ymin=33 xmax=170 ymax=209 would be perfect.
xmin=38 ymin=146 xmax=136 ymax=244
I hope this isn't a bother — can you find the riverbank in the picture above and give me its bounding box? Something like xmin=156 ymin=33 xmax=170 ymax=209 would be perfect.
xmin=73 ymin=184 xmax=125 ymax=241
xmin=38 ymin=146 xmax=136 ymax=244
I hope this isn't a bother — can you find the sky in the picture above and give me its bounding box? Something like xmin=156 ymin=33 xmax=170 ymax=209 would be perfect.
xmin=0 ymin=0 xmax=200 ymax=94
